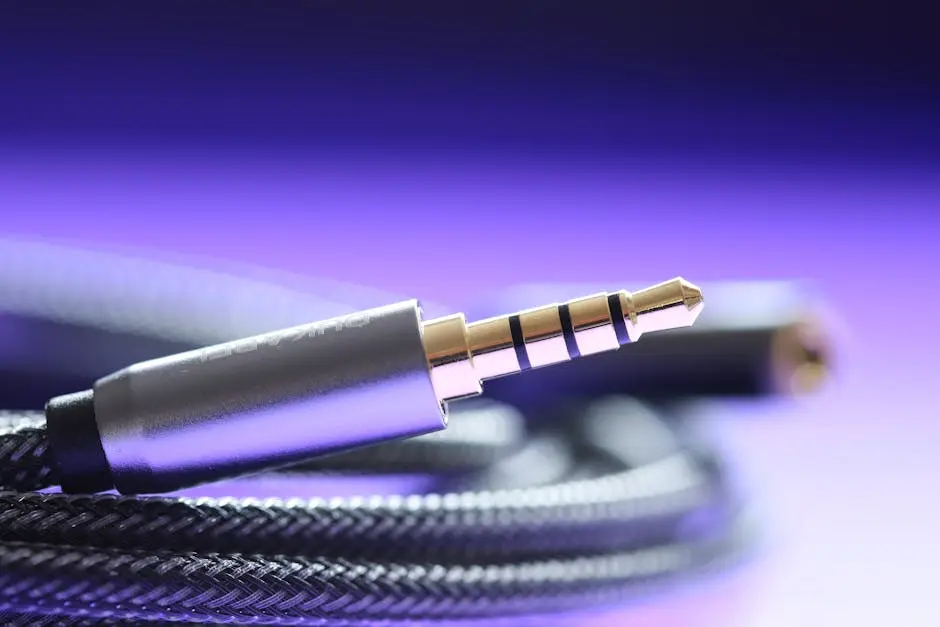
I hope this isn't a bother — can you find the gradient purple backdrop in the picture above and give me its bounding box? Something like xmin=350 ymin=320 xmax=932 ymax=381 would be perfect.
xmin=2 ymin=2 xmax=939 ymax=625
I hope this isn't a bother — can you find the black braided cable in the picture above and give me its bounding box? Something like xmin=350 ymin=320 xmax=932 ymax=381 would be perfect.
xmin=0 ymin=415 xmax=59 ymax=492
xmin=0 ymin=402 xmax=749 ymax=625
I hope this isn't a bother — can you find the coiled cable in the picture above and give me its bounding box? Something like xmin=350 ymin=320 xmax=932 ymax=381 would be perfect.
xmin=0 ymin=402 xmax=748 ymax=625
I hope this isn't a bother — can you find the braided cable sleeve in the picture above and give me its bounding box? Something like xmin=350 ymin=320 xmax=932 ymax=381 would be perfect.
xmin=0 ymin=399 xmax=751 ymax=625
xmin=0 ymin=413 xmax=59 ymax=492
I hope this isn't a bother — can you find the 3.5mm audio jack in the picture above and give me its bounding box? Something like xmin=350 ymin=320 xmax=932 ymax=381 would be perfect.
xmin=423 ymin=277 xmax=704 ymax=403
xmin=44 ymin=277 xmax=703 ymax=495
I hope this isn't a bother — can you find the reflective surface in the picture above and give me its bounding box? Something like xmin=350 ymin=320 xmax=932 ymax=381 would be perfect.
xmin=2 ymin=153 xmax=937 ymax=624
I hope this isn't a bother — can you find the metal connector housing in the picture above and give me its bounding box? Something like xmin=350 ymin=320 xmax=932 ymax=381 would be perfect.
xmin=93 ymin=300 xmax=443 ymax=494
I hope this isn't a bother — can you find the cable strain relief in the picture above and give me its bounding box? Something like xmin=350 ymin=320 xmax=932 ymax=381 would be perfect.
xmin=45 ymin=389 xmax=114 ymax=493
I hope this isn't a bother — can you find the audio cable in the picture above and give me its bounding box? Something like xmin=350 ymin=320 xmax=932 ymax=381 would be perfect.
xmin=0 ymin=241 xmax=822 ymax=625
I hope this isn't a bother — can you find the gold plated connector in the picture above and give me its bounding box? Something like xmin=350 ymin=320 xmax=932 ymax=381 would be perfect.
xmin=770 ymin=318 xmax=830 ymax=395
xmin=421 ymin=278 xmax=704 ymax=404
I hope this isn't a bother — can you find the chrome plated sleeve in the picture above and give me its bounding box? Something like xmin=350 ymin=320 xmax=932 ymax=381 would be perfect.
xmin=91 ymin=300 xmax=444 ymax=494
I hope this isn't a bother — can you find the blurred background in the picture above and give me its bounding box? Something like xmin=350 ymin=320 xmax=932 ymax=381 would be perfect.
xmin=1 ymin=1 xmax=938 ymax=625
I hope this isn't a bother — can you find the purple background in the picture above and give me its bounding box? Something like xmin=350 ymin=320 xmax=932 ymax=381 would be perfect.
xmin=2 ymin=2 xmax=939 ymax=625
